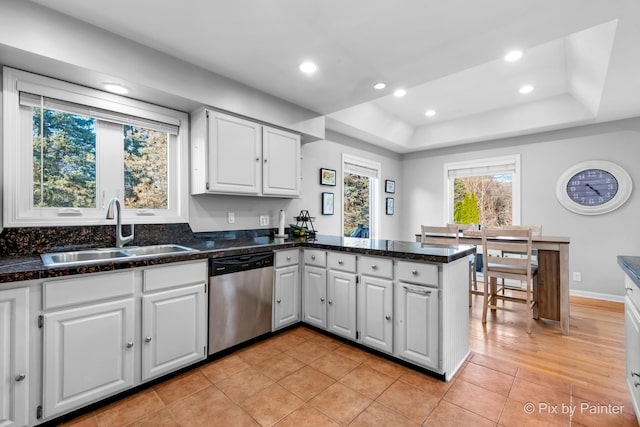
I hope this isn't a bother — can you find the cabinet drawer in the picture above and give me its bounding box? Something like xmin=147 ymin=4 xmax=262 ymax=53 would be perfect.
xmin=626 ymin=276 xmax=640 ymax=312
xmin=359 ymin=256 xmax=393 ymax=279
xmin=397 ymin=261 xmax=438 ymax=287
xmin=328 ymin=252 xmax=356 ymax=273
xmin=43 ymin=271 xmax=135 ymax=310
xmin=276 ymin=249 xmax=299 ymax=267
xmin=304 ymin=249 xmax=326 ymax=267
xmin=143 ymin=261 xmax=207 ymax=293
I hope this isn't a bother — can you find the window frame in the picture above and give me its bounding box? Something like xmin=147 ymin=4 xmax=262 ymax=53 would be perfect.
xmin=342 ymin=153 xmax=380 ymax=238
xmin=2 ymin=67 xmax=189 ymax=227
xmin=443 ymin=155 xmax=521 ymax=226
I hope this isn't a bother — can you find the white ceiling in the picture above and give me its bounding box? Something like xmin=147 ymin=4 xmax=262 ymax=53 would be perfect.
xmin=28 ymin=0 xmax=640 ymax=152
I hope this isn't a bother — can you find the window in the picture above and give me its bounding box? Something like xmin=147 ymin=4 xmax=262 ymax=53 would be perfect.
xmin=444 ymin=155 xmax=520 ymax=227
xmin=3 ymin=67 xmax=188 ymax=226
xmin=342 ymin=154 xmax=380 ymax=238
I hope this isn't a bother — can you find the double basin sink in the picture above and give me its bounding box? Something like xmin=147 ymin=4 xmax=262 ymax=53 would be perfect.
xmin=41 ymin=244 xmax=197 ymax=267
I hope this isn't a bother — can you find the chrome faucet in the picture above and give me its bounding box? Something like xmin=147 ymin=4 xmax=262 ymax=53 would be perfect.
xmin=105 ymin=197 xmax=135 ymax=248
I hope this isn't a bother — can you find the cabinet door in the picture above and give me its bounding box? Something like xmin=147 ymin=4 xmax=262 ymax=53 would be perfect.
xmin=0 ymin=288 xmax=29 ymax=427
xmin=43 ymin=298 xmax=135 ymax=418
xmin=327 ymin=270 xmax=357 ymax=340
xmin=142 ymin=283 xmax=207 ymax=381
xmin=302 ymin=265 xmax=327 ymax=329
xmin=262 ymin=126 xmax=301 ymax=197
xmin=358 ymin=276 xmax=393 ymax=353
xmin=274 ymin=265 xmax=300 ymax=330
xmin=625 ymin=297 xmax=640 ymax=417
xmin=207 ymin=111 xmax=261 ymax=194
xmin=395 ymin=283 xmax=440 ymax=370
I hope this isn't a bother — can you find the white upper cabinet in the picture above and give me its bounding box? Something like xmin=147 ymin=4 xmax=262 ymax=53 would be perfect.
xmin=191 ymin=109 xmax=301 ymax=197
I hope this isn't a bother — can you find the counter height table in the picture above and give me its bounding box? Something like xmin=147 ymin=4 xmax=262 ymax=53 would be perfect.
xmin=417 ymin=232 xmax=571 ymax=334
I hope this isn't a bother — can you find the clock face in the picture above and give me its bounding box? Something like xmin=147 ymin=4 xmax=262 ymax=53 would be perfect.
xmin=566 ymin=168 xmax=618 ymax=206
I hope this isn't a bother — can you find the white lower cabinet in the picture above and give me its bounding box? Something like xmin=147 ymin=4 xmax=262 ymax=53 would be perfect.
xmin=43 ymin=298 xmax=135 ymax=417
xmin=327 ymin=270 xmax=357 ymax=340
xmin=625 ymin=291 xmax=640 ymax=421
xmin=142 ymin=284 xmax=206 ymax=381
xmin=0 ymin=287 xmax=29 ymax=427
xmin=302 ymin=265 xmax=327 ymax=329
xmin=357 ymin=275 xmax=393 ymax=353
xmin=273 ymin=250 xmax=301 ymax=330
xmin=394 ymin=282 xmax=440 ymax=370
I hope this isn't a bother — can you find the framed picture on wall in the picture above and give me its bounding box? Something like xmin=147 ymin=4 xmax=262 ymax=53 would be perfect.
xmin=322 ymin=192 xmax=334 ymax=215
xmin=385 ymin=179 xmax=395 ymax=193
xmin=385 ymin=197 xmax=394 ymax=215
xmin=320 ymin=168 xmax=336 ymax=186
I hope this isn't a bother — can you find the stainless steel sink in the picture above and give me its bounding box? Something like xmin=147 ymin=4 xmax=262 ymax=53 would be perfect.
xmin=41 ymin=244 xmax=197 ymax=266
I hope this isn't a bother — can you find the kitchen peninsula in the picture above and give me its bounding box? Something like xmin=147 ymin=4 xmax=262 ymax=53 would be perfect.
xmin=0 ymin=230 xmax=474 ymax=426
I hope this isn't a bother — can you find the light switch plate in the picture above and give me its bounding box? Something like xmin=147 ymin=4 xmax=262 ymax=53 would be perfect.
xmin=259 ymin=215 xmax=269 ymax=226
xmin=573 ymin=272 xmax=581 ymax=282
xmin=227 ymin=212 xmax=235 ymax=224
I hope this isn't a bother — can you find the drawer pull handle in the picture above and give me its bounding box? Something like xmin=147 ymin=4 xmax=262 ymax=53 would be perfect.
xmin=385 ymin=315 xmax=391 ymax=320
xmin=15 ymin=373 xmax=26 ymax=382
xmin=411 ymin=270 xmax=418 ymax=275
xmin=126 ymin=342 xmax=134 ymax=349
xmin=403 ymin=286 xmax=432 ymax=296
xmin=338 ymin=260 xmax=344 ymax=265
xmin=632 ymin=371 xmax=640 ymax=378
xmin=371 ymin=265 xmax=378 ymax=270
xmin=311 ymin=255 xmax=316 ymax=260
xmin=627 ymin=287 xmax=634 ymax=292
xmin=145 ymin=336 xmax=152 ymax=343
xmin=277 ymin=298 xmax=282 ymax=303
xmin=286 ymin=256 xmax=291 ymax=261
xmin=320 ymin=297 xmax=325 ymax=302
xmin=635 ymin=382 xmax=640 ymax=388
xmin=328 ymin=299 xmax=333 ymax=305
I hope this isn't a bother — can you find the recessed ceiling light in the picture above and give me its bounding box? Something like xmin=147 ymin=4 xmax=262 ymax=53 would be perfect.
xmin=393 ymin=89 xmax=406 ymax=97
xmin=519 ymin=84 xmax=534 ymax=94
xmin=373 ymin=82 xmax=386 ymax=90
xmin=104 ymin=83 xmax=128 ymax=94
xmin=425 ymin=109 xmax=436 ymax=117
xmin=504 ymin=50 xmax=523 ymax=62
xmin=299 ymin=61 xmax=317 ymax=74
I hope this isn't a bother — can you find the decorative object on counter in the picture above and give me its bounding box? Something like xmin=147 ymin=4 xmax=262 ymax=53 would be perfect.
xmin=290 ymin=210 xmax=316 ymax=238
xmin=385 ymin=179 xmax=395 ymax=193
xmin=385 ymin=197 xmax=394 ymax=215
xmin=321 ymin=192 xmax=334 ymax=215
xmin=320 ymin=168 xmax=336 ymax=186
xmin=556 ymin=160 xmax=632 ymax=215
xmin=275 ymin=209 xmax=286 ymax=237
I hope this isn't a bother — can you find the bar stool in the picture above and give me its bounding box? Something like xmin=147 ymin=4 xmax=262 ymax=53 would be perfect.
xmin=481 ymin=226 xmax=538 ymax=333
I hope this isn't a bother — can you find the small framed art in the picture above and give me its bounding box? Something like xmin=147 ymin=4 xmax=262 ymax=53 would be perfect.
xmin=322 ymin=192 xmax=334 ymax=215
xmin=385 ymin=197 xmax=394 ymax=215
xmin=320 ymin=168 xmax=336 ymax=186
xmin=385 ymin=179 xmax=395 ymax=193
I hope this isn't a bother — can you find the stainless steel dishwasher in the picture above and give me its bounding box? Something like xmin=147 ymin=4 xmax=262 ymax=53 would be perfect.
xmin=208 ymin=252 xmax=274 ymax=355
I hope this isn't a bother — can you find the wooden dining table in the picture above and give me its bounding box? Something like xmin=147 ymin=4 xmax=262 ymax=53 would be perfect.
xmin=416 ymin=232 xmax=571 ymax=334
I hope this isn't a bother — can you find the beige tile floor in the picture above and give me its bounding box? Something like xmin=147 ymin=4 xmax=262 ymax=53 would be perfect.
xmin=57 ymin=323 xmax=638 ymax=427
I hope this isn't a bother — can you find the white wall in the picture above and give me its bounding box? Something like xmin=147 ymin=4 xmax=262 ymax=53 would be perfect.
xmin=190 ymin=130 xmax=403 ymax=240
xmin=401 ymin=118 xmax=640 ymax=299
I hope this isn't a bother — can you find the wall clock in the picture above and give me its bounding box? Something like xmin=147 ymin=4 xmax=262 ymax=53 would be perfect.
xmin=555 ymin=160 xmax=632 ymax=215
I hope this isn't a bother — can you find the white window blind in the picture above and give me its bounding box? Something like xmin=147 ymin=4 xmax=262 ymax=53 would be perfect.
xmin=344 ymin=160 xmax=379 ymax=178
xmin=447 ymin=158 xmax=517 ymax=178
xmin=20 ymin=92 xmax=179 ymax=135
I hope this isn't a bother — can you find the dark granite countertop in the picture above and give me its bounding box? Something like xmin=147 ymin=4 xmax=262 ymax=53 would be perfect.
xmin=618 ymin=256 xmax=640 ymax=288
xmin=0 ymin=234 xmax=475 ymax=285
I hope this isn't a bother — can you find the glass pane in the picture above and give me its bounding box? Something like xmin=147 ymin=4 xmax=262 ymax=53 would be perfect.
xmin=453 ymin=174 xmax=512 ymax=227
xmin=32 ymin=108 xmax=97 ymax=208
xmin=343 ymin=172 xmax=370 ymax=237
xmin=124 ymin=125 xmax=168 ymax=209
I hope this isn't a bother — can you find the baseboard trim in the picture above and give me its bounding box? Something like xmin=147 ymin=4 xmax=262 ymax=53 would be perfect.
xmin=570 ymin=289 xmax=624 ymax=303
xmin=570 ymin=290 xmax=625 ymax=311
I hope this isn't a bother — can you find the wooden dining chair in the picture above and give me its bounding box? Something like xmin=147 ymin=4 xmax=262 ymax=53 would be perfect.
xmin=420 ymin=224 xmax=459 ymax=245
xmin=481 ymin=226 xmax=538 ymax=333
xmin=448 ymin=224 xmax=479 ymax=306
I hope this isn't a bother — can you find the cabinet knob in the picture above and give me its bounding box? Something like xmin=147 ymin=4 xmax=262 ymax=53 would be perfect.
xmin=320 ymin=297 xmax=325 ymax=302
xmin=256 ymin=157 xmax=260 ymax=162
xmin=411 ymin=270 xmax=418 ymax=275
xmin=264 ymin=159 xmax=267 ymax=163
xmin=15 ymin=373 xmax=26 ymax=382
xmin=371 ymin=265 xmax=378 ymax=270
xmin=635 ymin=382 xmax=640 ymax=388
xmin=286 ymin=256 xmax=291 ymax=261
xmin=311 ymin=255 xmax=316 ymax=260
xmin=627 ymin=287 xmax=634 ymax=292
xmin=385 ymin=315 xmax=391 ymax=320
xmin=277 ymin=298 xmax=282 ymax=303
xmin=145 ymin=336 xmax=152 ymax=343
xmin=338 ymin=260 xmax=344 ymax=265
xmin=126 ymin=342 xmax=134 ymax=348
xmin=328 ymin=299 xmax=333 ymax=305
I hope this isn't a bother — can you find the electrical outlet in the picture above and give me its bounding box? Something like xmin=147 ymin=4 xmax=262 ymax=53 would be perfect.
xmin=259 ymin=215 xmax=269 ymax=226
xmin=227 ymin=212 xmax=235 ymax=224
xmin=573 ymin=272 xmax=581 ymax=282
